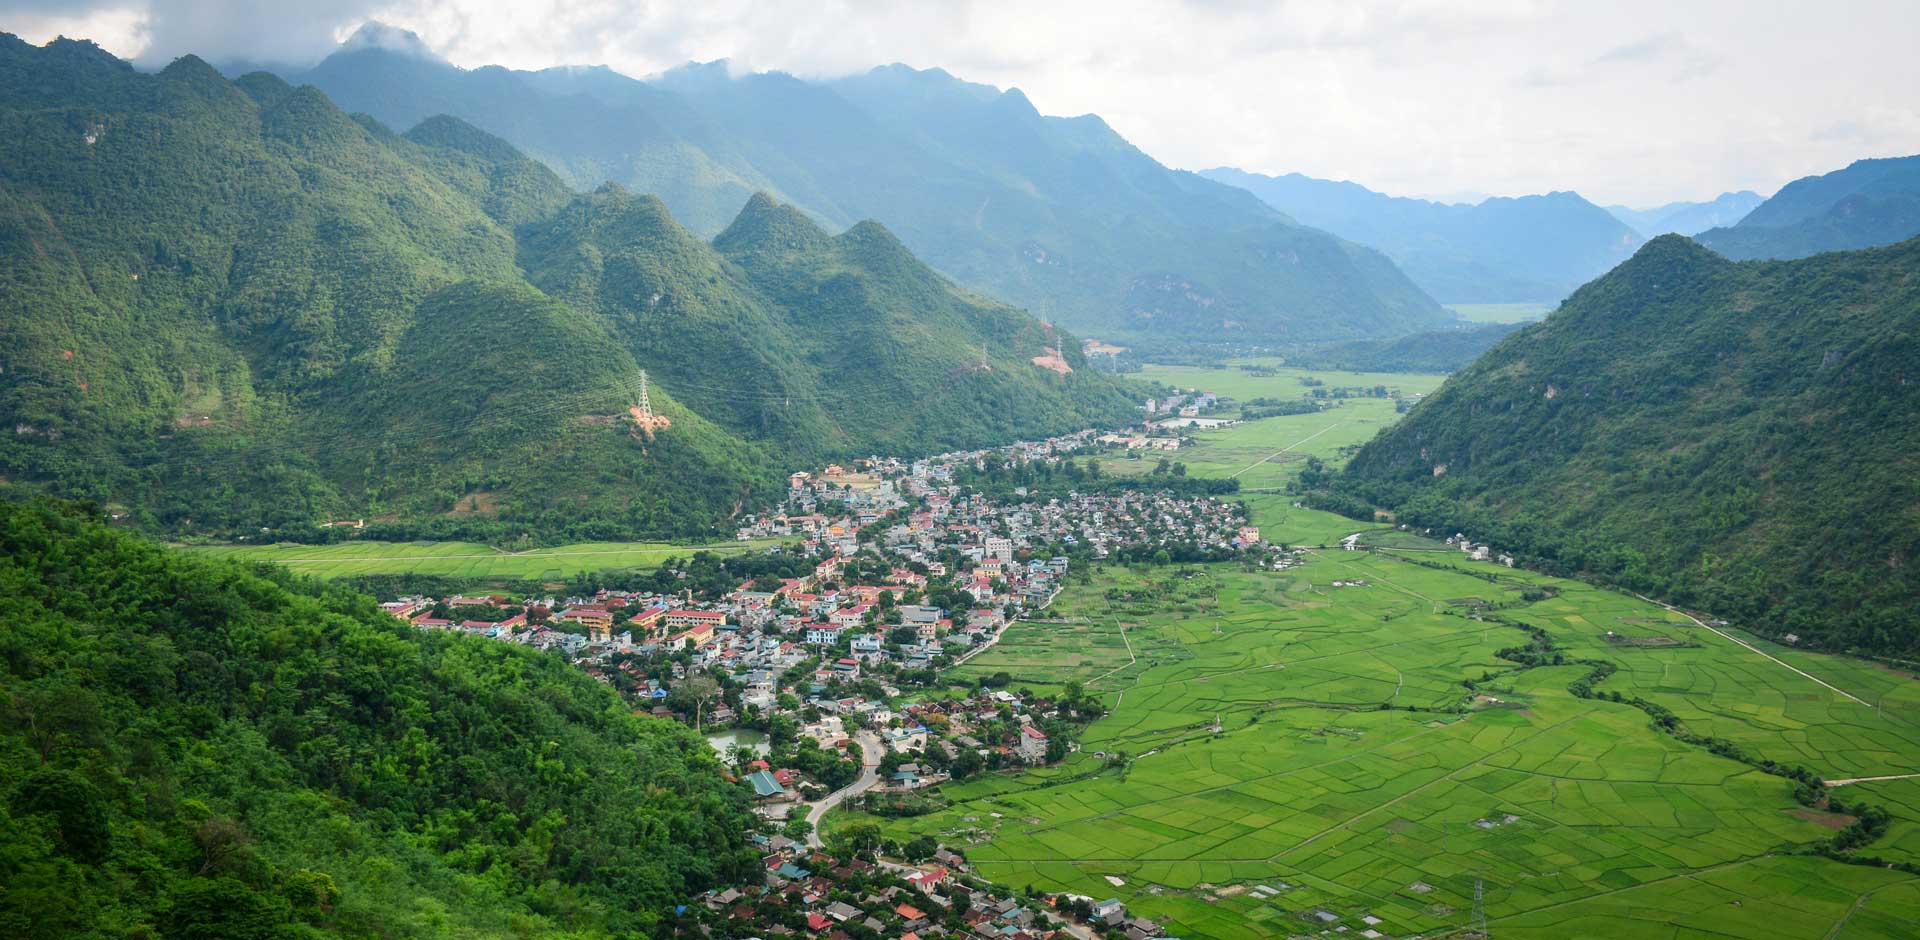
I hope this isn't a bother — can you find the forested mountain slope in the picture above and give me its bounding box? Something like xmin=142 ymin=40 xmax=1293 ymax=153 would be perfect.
xmin=1698 ymin=155 xmax=1920 ymax=260
xmin=1200 ymin=166 xmax=1643 ymax=303
xmin=0 ymin=36 xmax=1135 ymax=539
xmin=1334 ymin=235 xmax=1920 ymax=654
xmin=267 ymin=29 xmax=1451 ymax=345
xmin=0 ymin=499 xmax=757 ymax=937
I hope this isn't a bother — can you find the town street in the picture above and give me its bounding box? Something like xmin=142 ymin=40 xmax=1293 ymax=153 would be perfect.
xmin=805 ymin=730 xmax=883 ymax=847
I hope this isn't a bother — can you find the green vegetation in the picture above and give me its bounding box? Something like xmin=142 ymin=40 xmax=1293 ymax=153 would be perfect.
xmin=1699 ymin=155 xmax=1920 ymax=260
xmin=0 ymin=499 xmax=757 ymax=938
xmin=1446 ymin=302 xmax=1556 ymax=323
xmin=1334 ymin=235 xmax=1920 ymax=654
xmin=0 ymin=37 xmax=1136 ymax=542
xmin=844 ymin=549 xmax=1920 ymax=940
xmin=283 ymin=38 xmax=1453 ymax=345
xmin=183 ymin=537 xmax=785 ymax=582
xmin=1293 ymin=322 xmax=1525 ymax=373
xmin=1079 ymin=359 xmax=1449 ymax=548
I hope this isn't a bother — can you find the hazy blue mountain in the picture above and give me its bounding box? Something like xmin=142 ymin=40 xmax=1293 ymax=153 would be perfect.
xmin=1605 ymin=190 xmax=1763 ymax=235
xmin=1697 ymin=155 xmax=1920 ymax=260
xmin=1200 ymin=167 xmax=1642 ymax=303
xmin=256 ymin=27 xmax=1450 ymax=345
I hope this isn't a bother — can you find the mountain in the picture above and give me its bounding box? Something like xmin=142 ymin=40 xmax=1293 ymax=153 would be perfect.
xmin=0 ymin=498 xmax=757 ymax=936
xmin=260 ymin=29 xmax=1451 ymax=346
xmin=0 ymin=35 xmax=1136 ymax=540
xmin=1605 ymin=190 xmax=1763 ymax=236
xmin=1697 ymin=155 xmax=1920 ymax=260
xmin=1199 ymin=167 xmax=1643 ymax=303
xmin=1331 ymin=235 xmax=1920 ymax=654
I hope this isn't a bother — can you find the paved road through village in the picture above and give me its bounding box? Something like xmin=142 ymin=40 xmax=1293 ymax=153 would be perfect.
xmin=805 ymin=731 xmax=883 ymax=848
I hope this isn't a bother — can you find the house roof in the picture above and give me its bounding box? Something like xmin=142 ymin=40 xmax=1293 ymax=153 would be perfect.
xmin=747 ymin=770 xmax=785 ymax=797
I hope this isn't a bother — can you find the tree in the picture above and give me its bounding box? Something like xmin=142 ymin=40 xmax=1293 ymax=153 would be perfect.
xmin=782 ymin=817 xmax=814 ymax=841
xmin=163 ymin=877 xmax=292 ymax=940
xmin=670 ymin=675 xmax=723 ymax=730
xmin=10 ymin=767 xmax=111 ymax=863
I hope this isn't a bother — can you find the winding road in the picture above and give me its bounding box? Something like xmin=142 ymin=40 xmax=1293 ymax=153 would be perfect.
xmin=804 ymin=731 xmax=883 ymax=848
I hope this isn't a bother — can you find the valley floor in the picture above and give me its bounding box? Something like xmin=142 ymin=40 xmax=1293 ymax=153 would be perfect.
xmin=829 ymin=363 xmax=1920 ymax=940
xmin=183 ymin=537 xmax=786 ymax=581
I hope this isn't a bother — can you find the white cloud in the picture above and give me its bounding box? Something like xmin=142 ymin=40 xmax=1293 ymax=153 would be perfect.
xmin=3 ymin=0 xmax=1917 ymax=206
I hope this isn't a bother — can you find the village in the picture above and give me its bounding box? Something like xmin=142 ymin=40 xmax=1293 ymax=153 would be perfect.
xmin=379 ymin=415 xmax=1283 ymax=940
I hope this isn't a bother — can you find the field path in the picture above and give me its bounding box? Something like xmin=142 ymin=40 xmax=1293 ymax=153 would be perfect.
xmin=1637 ymin=595 xmax=1871 ymax=707
xmin=1085 ymin=623 xmax=1137 ymax=687
xmin=1229 ymin=423 xmax=1341 ymax=478
xmin=1823 ymin=772 xmax=1920 ymax=787
xmin=1822 ymin=876 xmax=1919 ymax=940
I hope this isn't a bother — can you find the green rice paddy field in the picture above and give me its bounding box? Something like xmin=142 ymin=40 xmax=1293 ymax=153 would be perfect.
xmin=185 ymin=538 xmax=783 ymax=581
xmin=1446 ymin=302 xmax=1556 ymax=323
xmin=849 ymin=552 xmax=1920 ymax=940
xmin=839 ymin=366 xmax=1920 ymax=939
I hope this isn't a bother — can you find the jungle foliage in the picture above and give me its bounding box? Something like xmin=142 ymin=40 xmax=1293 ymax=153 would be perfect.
xmin=1334 ymin=235 xmax=1920 ymax=653
xmin=0 ymin=37 xmax=1137 ymax=541
xmin=0 ymin=499 xmax=760 ymax=938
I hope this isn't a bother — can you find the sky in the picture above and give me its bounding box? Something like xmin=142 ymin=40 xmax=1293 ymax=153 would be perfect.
xmin=4 ymin=0 xmax=1918 ymax=206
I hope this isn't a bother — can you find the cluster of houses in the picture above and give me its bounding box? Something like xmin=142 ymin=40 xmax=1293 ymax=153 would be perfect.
xmin=698 ymin=837 xmax=1170 ymax=940
xmin=1443 ymin=531 xmax=1516 ymax=567
xmin=386 ymin=423 xmax=1282 ymax=764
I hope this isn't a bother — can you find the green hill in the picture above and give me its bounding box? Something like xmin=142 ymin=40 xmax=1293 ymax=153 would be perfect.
xmin=1333 ymin=235 xmax=1920 ymax=654
xmin=1698 ymin=155 xmax=1920 ymax=260
xmin=0 ymin=36 xmax=1136 ymax=540
xmin=0 ymin=498 xmax=757 ymax=937
xmin=1201 ymin=167 xmax=1644 ymax=303
xmin=267 ymin=30 xmax=1451 ymax=346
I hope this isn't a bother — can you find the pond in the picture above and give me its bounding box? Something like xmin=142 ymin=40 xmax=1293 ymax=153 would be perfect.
xmin=704 ymin=728 xmax=771 ymax=759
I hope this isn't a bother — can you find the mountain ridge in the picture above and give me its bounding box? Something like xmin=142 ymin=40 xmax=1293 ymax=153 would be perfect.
xmin=1332 ymin=234 xmax=1920 ymax=654
xmin=0 ymin=35 xmax=1136 ymax=540
xmin=248 ymin=33 xmax=1452 ymax=346
xmin=1698 ymin=154 xmax=1920 ymax=260
xmin=1199 ymin=166 xmax=1643 ymax=303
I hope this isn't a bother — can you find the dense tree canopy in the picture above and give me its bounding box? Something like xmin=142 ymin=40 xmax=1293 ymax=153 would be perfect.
xmin=0 ymin=36 xmax=1138 ymax=543
xmin=1334 ymin=235 xmax=1920 ymax=654
xmin=0 ymin=499 xmax=759 ymax=938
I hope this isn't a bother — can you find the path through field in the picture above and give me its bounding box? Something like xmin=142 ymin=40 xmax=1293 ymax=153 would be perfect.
xmin=1824 ymin=773 xmax=1920 ymax=787
xmin=1229 ymin=423 xmax=1341 ymax=478
xmin=1639 ymin=594 xmax=1872 ymax=707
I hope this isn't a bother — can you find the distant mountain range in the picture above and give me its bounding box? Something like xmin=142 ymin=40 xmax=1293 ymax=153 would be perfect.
xmin=1697 ymin=154 xmax=1920 ymax=260
xmin=0 ymin=35 xmax=1136 ymax=539
xmin=242 ymin=24 xmax=1451 ymax=347
xmin=1333 ymin=235 xmax=1920 ymax=654
xmin=1199 ymin=167 xmax=1642 ymax=304
xmin=1604 ymin=191 xmax=1763 ymax=236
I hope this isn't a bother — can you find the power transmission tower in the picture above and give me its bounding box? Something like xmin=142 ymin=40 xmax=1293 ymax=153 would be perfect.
xmin=1471 ymin=878 xmax=1488 ymax=938
xmin=628 ymin=369 xmax=670 ymax=440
